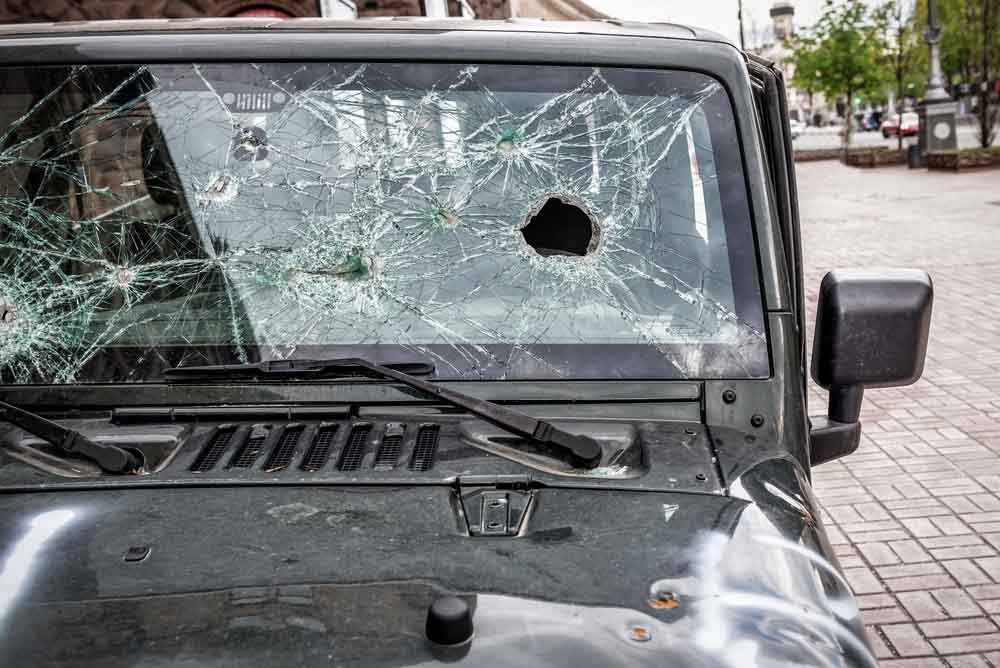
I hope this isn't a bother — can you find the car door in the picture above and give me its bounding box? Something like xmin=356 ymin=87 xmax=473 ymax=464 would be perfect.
xmin=746 ymin=54 xmax=807 ymax=403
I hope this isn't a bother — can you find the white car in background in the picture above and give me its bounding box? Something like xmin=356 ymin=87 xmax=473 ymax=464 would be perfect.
xmin=788 ymin=118 xmax=805 ymax=140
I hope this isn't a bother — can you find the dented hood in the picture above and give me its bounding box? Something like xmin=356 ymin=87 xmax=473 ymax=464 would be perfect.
xmin=0 ymin=460 xmax=874 ymax=667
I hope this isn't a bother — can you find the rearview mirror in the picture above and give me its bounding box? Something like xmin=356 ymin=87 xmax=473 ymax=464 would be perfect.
xmin=810 ymin=269 xmax=933 ymax=465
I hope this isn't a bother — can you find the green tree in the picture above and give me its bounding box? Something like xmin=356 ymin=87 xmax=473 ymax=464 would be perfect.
xmin=874 ymin=0 xmax=924 ymax=150
xmin=791 ymin=0 xmax=887 ymax=151
xmin=969 ymin=0 xmax=1000 ymax=147
xmin=790 ymin=35 xmax=824 ymax=124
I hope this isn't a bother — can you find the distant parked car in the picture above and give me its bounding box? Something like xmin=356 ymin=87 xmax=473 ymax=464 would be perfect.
xmin=789 ymin=118 xmax=805 ymax=139
xmin=881 ymin=112 xmax=919 ymax=138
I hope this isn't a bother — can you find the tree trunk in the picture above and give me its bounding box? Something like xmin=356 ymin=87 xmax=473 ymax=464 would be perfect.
xmin=980 ymin=0 xmax=989 ymax=147
xmin=896 ymin=23 xmax=904 ymax=152
xmin=978 ymin=0 xmax=996 ymax=148
xmin=843 ymin=88 xmax=853 ymax=157
xmin=897 ymin=69 xmax=904 ymax=152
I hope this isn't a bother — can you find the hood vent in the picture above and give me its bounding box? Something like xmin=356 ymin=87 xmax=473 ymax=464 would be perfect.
xmin=337 ymin=424 xmax=372 ymax=471
xmin=190 ymin=427 xmax=236 ymax=472
xmin=183 ymin=421 xmax=441 ymax=475
xmin=230 ymin=425 xmax=269 ymax=469
xmin=301 ymin=425 xmax=339 ymax=472
xmin=373 ymin=423 xmax=405 ymax=470
xmin=263 ymin=426 xmax=302 ymax=472
xmin=410 ymin=425 xmax=440 ymax=471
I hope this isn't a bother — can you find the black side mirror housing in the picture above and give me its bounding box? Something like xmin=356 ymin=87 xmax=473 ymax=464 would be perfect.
xmin=809 ymin=269 xmax=933 ymax=465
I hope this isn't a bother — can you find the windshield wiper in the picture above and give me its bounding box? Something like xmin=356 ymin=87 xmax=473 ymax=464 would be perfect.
xmin=0 ymin=401 xmax=141 ymax=474
xmin=164 ymin=357 xmax=603 ymax=469
xmin=162 ymin=358 xmax=435 ymax=381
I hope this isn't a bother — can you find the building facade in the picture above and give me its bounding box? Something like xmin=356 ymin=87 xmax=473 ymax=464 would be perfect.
xmin=750 ymin=1 xmax=832 ymax=125
xmin=0 ymin=1 xmax=501 ymax=21
xmin=0 ymin=0 xmax=606 ymax=22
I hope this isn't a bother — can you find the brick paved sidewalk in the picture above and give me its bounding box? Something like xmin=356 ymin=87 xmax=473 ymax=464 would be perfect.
xmin=798 ymin=162 xmax=1000 ymax=667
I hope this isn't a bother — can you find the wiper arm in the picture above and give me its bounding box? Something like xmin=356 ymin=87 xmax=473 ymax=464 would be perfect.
xmin=0 ymin=401 xmax=141 ymax=474
xmin=164 ymin=357 xmax=603 ymax=470
xmin=163 ymin=358 xmax=435 ymax=381
xmin=348 ymin=358 xmax=602 ymax=470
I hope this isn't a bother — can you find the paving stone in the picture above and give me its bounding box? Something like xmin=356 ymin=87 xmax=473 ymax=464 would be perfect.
xmin=919 ymin=618 xmax=997 ymax=638
xmin=879 ymin=660 xmax=946 ymax=668
xmin=860 ymin=541 xmax=902 ymax=566
xmin=887 ymin=575 xmax=958 ymax=592
xmin=865 ymin=606 xmax=910 ymax=624
xmin=897 ymin=591 xmax=947 ymax=621
xmin=942 ymin=655 xmax=992 ymax=668
xmin=921 ymin=535 xmax=985 ymax=549
xmin=842 ymin=519 xmax=905 ymax=534
xmin=857 ymin=593 xmax=902 ymax=609
xmin=869 ymin=628 xmax=895 ymax=659
xmin=892 ymin=539 xmax=934 ymax=563
xmin=856 ymin=502 xmax=892 ymax=521
xmin=853 ymin=529 xmax=912 ymax=543
xmin=942 ymin=497 xmax=981 ymax=514
xmin=932 ymin=589 xmax=988 ymax=622
xmin=933 ymin=634 xmax=1000 ymax=654
xmin=975 ymin=557 xmax=1000 ymax=581
xmin=879 ymin=562 xmax=945 ymax=580
xmin=893 ymin=506 xmax=955 ymax=519
xmin=845 ymin=567 xmax=885 ymax=594
xmin=931 ymin=516 xmax=973 ymax=535
xmin=971 ymin=496 xmax=1000 ymax=512
xmin=882 ymin=623 xmax=935 ymax=656
xmin=902 ymin=518 xmax=944 ymax=538
xmin=942 ymin=560 xmax=992 ymax=586
xmin=967 ymin=585 xmax=1000 ymax=600
xmin=929 ymin=545 xmax=996 ymax=560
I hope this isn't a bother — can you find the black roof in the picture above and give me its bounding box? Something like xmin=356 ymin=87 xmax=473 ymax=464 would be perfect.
xmin=0 ymin=16 xmax=733 ymax=45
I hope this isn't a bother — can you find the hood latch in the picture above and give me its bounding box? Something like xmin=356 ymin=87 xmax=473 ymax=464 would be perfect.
xmin=457 ymin=475 xmax=533 ymax=537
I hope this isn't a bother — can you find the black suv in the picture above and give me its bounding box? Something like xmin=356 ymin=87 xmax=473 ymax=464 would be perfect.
xmin=0 ymin=18 xmax=931 ymax=668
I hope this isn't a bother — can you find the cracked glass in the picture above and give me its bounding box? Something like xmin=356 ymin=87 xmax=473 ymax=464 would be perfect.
xmin=0 ymin=63 xmax=766 ymax=384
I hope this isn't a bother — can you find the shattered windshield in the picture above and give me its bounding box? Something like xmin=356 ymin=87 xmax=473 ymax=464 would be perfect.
xmin=0 ymin=63 xmax=766 ymax=384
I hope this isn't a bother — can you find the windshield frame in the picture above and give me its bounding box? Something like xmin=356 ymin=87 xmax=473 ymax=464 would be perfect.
xmin=0 ymin=26 xmax=785 ymax=402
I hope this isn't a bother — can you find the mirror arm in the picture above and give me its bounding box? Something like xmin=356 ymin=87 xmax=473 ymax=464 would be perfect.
xmin=809 ymin=417 xmax=861 ymax=466
xmin=810 ymin=384 xmax=864 ymax=467
xmin=828 ymin=384 xmax=864 ymax=424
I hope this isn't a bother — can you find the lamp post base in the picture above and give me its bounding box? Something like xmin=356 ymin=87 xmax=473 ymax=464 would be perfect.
xmin=918 ymin=99 xmax=958 ymax=160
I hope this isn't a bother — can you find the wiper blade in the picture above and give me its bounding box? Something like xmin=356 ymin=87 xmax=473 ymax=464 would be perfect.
xmin=349 ymin=358 xmax=601 ymax=470
xmin=163 ymin=358 xmax=435 ymax=380
xmin=0 ymin=401 xmax=141 ymax=474
xmin=165 ymin=357 xmax=603 ymax=470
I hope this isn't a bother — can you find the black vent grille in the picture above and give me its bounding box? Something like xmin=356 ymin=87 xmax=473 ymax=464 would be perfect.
xmin=191 ymin=428 xmax=236 ymax=472
xmin=263 ymin=427 xmax=302 ymax=471
xmin=374 ymin=433 xmax=403 ymax=470
xmin=301 ymin=426 xmax=339 ymax=472
xmin=409 ymin=426 xmax=440 ymax=471
xmin=230 ymin=428 xmax=268 ymax=468
xmin=337 ymin=424 xmax=371 ymax=471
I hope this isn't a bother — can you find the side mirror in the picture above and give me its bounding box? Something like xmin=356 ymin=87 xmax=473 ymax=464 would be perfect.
xmin=809 ymin=269 xmax=933 ymax=465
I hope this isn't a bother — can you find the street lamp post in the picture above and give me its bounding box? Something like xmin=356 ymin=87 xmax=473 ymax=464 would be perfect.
xmin=738 ymin=0 xmax=746 ymax=51
xmin=917 ymin=0 xmax=958 ymax=163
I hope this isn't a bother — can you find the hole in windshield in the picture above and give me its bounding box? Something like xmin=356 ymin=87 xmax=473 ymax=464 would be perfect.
xmin=520 ymin=196 xmax=600 ymax=258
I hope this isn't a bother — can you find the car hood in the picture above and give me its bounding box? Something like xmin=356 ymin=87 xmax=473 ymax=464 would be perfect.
xmin=0 ymin=458 xmax=874 ymax=668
